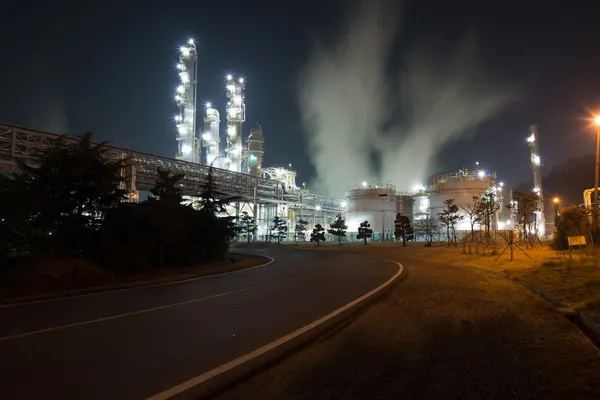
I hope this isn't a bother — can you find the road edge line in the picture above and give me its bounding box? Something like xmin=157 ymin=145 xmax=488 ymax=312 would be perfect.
xmin=0 ymin=255 xmax=274 ymax=308
xmin=146 ymin=258 xmax=405 ymax=400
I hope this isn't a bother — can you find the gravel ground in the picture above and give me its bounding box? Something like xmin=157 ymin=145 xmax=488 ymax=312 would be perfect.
xmin=215 ymin=253 xmax=600 ymax=400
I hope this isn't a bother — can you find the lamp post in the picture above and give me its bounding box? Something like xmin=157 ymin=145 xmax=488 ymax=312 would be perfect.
xmin=594 ymin=117 xmax=600 ymax=236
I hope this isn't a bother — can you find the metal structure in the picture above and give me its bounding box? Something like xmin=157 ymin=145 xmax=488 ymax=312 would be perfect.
xmin=203 ymin=102 xmax=220 ymax=166
xmin=224 ymin=74 xmax=245 ymax=172
xmin=0 ymin=123 xmax=343 ymax=232
xmin=174 ymin=39 xmax=199 ymax=163
xmin=527 ymin=124 xmax=545 ymax=235
xmin=246 ymin=123 xmax=264 ymax=176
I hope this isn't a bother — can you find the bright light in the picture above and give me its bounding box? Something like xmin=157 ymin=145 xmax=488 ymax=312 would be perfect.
xmin=475 ymin=161 xmax=479 ymax=165
xmin=341 ymin=201 xmax=347 ymax=208
xmin=316 ymin=205 xmax=321 ymax=211
xmin=202 ymin=133 xmax=209 ymax=140
xmin=506 ymin=219 xmax=511 ymax=225
xmin=176 ymin=63 xmax=185 ymax=70
xmin=180 ymin=46 xmax=190 ymax=57
xmin=179 ymin=71 xmax=189 ymax=84
xmin=289 ymin=163 xmax=292 ymax=168
xmin=594 ymin=116 xmax=600 ymax=126
xmin=226 ymin=74 xmax=233 ymax=81
xmin=478 ymin=170 xmax=485 ymax=178
xmin=177 ymin=125 xmax=187 ymax=134
xmin=227 ymin=84 xmax=236 ymax=92
xmin=228 ymin=126 xmax=236 ymax=136
xmin=206 ymin=101 xmax=212 ymax=108
xmin=173 ymin=115 xmax=182 ymax=122
xmin=234 ymin=94 xmax=242 ymax=105
xmin=239 ymin=77 xmax=244 ymax=84
xmin=187 ymin=38 xmax=195 ymax=45
xmin=527 ymin=134 xmax=535 ymax=143
xmin=176 ymin=85 xmax=185 ymax=94
xmin=362 ymin=181 xmax=367 ymax=188
xmin=499 ymin=182 xmax=504 ymax=187
xmin=553 ymin=197 xmax=559 ymax=204
xmin=181 ymin=144 xmax=192 ymax=154
xmin=533 ymin=187 xmax=540 ymax=193
xmin=532 ymin=154 xmax=541 ymax=166
xmin=174 ymin=95 xmax=182 ymax=102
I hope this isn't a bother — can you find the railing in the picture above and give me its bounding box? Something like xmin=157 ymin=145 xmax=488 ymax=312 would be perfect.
xmin=345 ymin=181 xmax=396 ymax=191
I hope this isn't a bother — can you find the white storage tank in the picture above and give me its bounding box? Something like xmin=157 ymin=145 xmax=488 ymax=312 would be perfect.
xmin=429 ymin=170 xmax=495 ymax=231
xmin=344 ymin=182 xmax=397 ymax=234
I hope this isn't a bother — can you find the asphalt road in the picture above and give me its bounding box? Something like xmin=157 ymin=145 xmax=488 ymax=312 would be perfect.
xmin=0 ymin=249 xmax=398 ymax=400
xmin=216 ymin=251 xmax=600 ymax=400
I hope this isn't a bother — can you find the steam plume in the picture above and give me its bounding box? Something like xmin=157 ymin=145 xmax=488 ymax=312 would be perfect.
xmin=298 ymin=0 xmax=517 ymax=196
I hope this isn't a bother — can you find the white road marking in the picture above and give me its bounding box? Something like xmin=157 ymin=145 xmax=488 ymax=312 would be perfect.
xmin=0 ymin=256 xmax=275 ymax=308
xmin=146 ymin=259 xmax=403 ymax=400
xmin=0 ymin=285 xmax=264 ymax=342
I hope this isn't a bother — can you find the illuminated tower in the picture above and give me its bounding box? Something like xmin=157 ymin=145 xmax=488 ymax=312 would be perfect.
xmin=174 ymin=39 xmax=199 ymax=164
xmin=203 ymin=102 xmax=220 ymax=166
xmin=527 ymin=124 xmax=545 ymax=235
xmin=224 ymin=74 xmax=245 ymax=172
xmin=246 ymin=123 xmax=264 ymax=176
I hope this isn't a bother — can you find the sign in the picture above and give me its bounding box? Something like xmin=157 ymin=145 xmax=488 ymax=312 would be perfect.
xmin=567 ymin=236 xmax=586 ymax=247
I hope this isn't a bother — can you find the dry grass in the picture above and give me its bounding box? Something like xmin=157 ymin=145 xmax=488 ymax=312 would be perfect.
xmin=296 ymin=241 xmax=600 ymax=321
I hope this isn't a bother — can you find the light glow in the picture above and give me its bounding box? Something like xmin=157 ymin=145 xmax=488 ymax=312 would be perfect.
xmin=179 ymin=71 xmax=189 ymax=84
xmin=362 ymin=181 xmax=367 ymax=188
xmin=206 ymin=101 xmax=212 ymax=108
xmin=553 ymin=197 xmax=559 ymax=204
xmin=227 ymin=84 xmax=236 ymax=92
xmin=499 ymin=182 xmax=504 ymax=187
xmin=477 ymin=170 xmax=485 ymax=178
xmin=316 ymin=205 xmax=321 ymax=211
xmin=180 ymin=46 xmax=190 ymax=57
xmin=226 ymin=74 xmax=233 ymax=81
xmin=187 ymin=38 xmax=195 ymax=45
xmin=202 ymin=133 xmax=210 ymax=140
xmin=532 ymin=154 xmax=541 ymax=166
xmin=176 ymin=85 xmax=185 ymax=94
xmin=527 ymin=134 xmax=535 ymax=143
xmin=181 ymin=144 xmax=192 ymax=154
xmin=341 ymin=201 xmax=347 ymax=208
xmin=239 ymin=77 xmax=244 ymax=84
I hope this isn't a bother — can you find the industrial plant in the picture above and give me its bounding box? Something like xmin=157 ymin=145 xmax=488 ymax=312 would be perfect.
xmin=169 ymin=38 xmax=548 ymax=240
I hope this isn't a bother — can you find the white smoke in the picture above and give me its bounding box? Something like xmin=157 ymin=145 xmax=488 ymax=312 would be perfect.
xmin=298 ymin=0 xmax=517 ymax=196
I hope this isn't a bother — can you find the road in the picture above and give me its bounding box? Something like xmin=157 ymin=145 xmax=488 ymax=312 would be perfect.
xmin=0 ymin=249 xmax=398 ymax=400
xmin=215 ymin=251 xmax=600 ymax=400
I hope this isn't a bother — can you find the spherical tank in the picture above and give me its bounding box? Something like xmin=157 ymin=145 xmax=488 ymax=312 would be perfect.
xmin=344 ymin=182 xmax=397 ymax=233
xmin=429 ymin=170 xmax=495 ymax=231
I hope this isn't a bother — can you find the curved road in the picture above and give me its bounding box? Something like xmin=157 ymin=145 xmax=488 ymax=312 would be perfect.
xmin=0 ymin=249 xmax=398 ymax=400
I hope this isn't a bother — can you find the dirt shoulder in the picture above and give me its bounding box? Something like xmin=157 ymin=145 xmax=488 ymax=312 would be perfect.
xmin=0 ymin=253 xmax=268 ymax=305
xmin=216 ymin=246 xmax=600 ymax=399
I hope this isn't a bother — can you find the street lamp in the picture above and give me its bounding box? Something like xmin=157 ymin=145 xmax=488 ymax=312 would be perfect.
xmin=594 ymin=117 xmax=600 ymax=235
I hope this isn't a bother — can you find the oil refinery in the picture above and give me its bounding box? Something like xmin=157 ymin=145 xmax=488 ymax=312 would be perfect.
xmin=167 ymin=37 xmax=550 ymax=240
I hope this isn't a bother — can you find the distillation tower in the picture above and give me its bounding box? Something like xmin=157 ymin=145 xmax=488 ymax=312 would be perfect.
xmin=527 ymin=124 xmax=545 ymax=235
xmin=174 ymin=39 xmax=199 ymax=163
xmin=224 ymin=74 xmax=246 ymax=172
xmin=203 ymin=102 xmax=220 ymax=166
xmin=246 ymin=123 xmax=264 ymax=176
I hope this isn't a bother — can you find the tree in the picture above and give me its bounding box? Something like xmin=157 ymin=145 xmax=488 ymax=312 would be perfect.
xmin=438 ymin=198 xmax=464 ymax=245
xmin=509 ymin=190 xmax=541 ymax=240
xmin=356 ymin=221 xmax=373 ymax=245
xmin=310 ymin=224 xmax=326 ymax=246
xmin=238 ymin=211 xmax=256 ymax=243
xmin=295 ymin=218 xmax=308 ymax=242
xmin=460 ymin=196 xmax=482 ymax=241
xmin=414 ymin=218 xmax=438 ymax=247
xmin=149 ymin=169 xmax=184 ymax=205
xmin=475 ymin=191 xmax=500 ymax=239
xmin=271 ymin=216 xmax=288 ymax=243
xmin=394 ymin=213 xmax=413 ymax=246
xmin=328 ymin=214 xmax=348 ymax=245
xmin=0 ymin=132 xmax=126 ymax=257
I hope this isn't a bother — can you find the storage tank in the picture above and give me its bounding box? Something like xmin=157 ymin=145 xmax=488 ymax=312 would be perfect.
xmin=344 ymin=182 xmax=397 ymax=235
xmin=429 ymin=169 xmax=495 ymax=231
xmin=396 ymin=195 xmax=415 ymax=221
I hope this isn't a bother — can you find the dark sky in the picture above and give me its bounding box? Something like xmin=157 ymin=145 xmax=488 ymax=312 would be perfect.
xmin=2 ymin=0 xmax=600 ymax=192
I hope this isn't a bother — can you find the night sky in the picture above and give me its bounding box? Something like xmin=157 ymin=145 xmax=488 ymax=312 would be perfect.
xmin=2 ymin=0 xmax=600 ymax=195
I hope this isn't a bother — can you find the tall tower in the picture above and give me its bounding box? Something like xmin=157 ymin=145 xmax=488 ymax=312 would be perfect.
xmin=246 ymin=123 xmax=264 ymax=176
xmin=203 ymin=102 xmax=220 ymax=166
xmin=174 ymin=39 xmax=199 ymax=164
xmin=527 ymin=124 xmax=545 ymax=235
xmin=224 ymin=74 xmax=246 ymax=172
